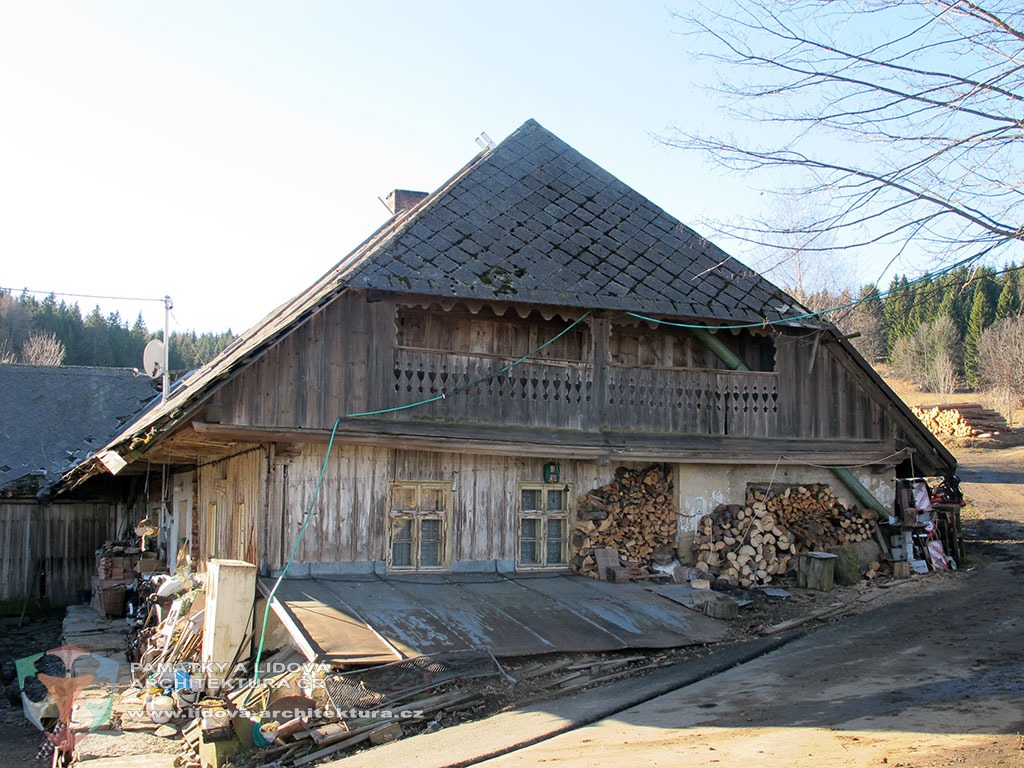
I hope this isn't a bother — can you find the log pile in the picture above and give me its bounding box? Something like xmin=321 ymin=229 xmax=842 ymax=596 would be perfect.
xmin=694 ymin=502 xmax=795 ymax=587
xmin=571 ymin=464 xmax=676 ymax=580
xmin=693 ymin=483 xmax=878 ymax=588
xmin=747 ymin=483 xmax=877 ymax=550
xmin=912 ymin=403 xmax=1009 ymax=438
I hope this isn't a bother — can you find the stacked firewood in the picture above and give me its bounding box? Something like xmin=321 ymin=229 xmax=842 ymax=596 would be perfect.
xmin=571 ymin=464 xmax=676 ymax=579
xmin=694 ymin=483 xmax=878 ymax=588
xmin=746 ymin=484 xmax=876 ymax=550
xmin=912 ymin=404 xmax=1008 ymax=438
xmin=694 ymin=502 xmax=795 ymax=587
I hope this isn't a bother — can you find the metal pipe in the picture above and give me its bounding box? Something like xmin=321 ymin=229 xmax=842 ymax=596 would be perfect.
xmin=691 ymin=327 xmax=750 ymax=371
xmin=830 ymin=466 xmax=890 ymax=518
xmin=162 ymin=295 xmax=172 ymax=402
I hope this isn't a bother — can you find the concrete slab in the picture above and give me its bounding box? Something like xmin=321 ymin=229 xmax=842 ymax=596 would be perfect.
xmin=62 ymin=605 xmax=129 ymax=659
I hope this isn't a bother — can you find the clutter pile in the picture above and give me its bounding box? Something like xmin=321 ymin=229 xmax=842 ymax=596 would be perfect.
xmin=96 ymin=557 xmax=508 ymax=768
xmin=887 ymin=477 xmax=966 ymax=574
xmin=114 ymin=640 xmax=504 ymax=768
xmin=93 ymin=540 xmax=167 ymax=619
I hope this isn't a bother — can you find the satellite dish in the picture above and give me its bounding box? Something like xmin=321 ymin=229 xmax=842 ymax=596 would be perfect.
xmin=143 ymin=339 xmax=165 ymax=379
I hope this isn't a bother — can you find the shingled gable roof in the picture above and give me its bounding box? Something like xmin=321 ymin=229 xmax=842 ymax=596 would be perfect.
xmin=342 ymin=118 xmax=808 ymax=324
xmin=55 ymin=119 xmax=955 ymax=491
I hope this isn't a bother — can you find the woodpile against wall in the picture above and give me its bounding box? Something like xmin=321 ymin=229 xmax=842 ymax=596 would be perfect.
xmin=570 ymin=465 xmax=676 ymax=579
xmin=912 ymin=403 xmax=1009 ymax=439
xmin=694 ymin=502 xmax=794 ymax=588
xmin=694 ymin=483 xmax=877 ymax=588
xmin=748 ymin=484 xmax=877 ymax=550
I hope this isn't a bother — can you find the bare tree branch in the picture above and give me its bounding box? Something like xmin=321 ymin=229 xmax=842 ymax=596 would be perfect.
xmin=20 ymin=331 xmax=66 ymax=366
xmin=667 ymin=0 xmax=1024 ymax=266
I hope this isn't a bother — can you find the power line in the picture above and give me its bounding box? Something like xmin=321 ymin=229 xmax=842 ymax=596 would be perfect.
xmin=0 ymin=286 xmax=166 ymax=303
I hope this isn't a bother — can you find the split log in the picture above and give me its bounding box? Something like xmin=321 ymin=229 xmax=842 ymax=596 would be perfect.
xmin=571 ymin=464 xmax=676 ymax=581
xmin=693 ymin=482 xmax=878 ymax=588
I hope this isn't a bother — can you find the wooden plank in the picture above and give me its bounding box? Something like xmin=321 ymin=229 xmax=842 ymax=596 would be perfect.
xmin=203 ymin=559 xmax=257 ymax=689
xmin=588 ymin=315 xmax=608 ymax=431
xmin=191 ymin=420 xmax=899 ymax=465
xmin=261 ymin=578 xmax=403 ymax=664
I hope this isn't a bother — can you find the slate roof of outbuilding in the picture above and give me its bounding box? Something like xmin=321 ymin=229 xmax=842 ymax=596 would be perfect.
xmin=0 ymin=365 xmax=156 ymax=495
xmin=342 ymin=119 xmax=805 ymax=325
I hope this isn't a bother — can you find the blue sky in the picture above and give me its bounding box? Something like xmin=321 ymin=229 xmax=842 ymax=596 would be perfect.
xmin=2 ymin=1 xmax=851 ymax=335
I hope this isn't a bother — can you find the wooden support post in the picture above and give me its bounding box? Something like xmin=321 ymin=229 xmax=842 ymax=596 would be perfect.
xmin=198 ymin=733 xmax=242 ymax=768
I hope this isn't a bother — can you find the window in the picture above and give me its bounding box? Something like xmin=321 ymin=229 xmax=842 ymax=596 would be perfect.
xmin=518 ymin=484 xmax=571 ymax=568
xmin=388 ymin=483 xmax=450 ymax=570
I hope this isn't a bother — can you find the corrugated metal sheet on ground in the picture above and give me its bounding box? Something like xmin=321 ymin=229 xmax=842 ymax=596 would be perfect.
xmin=261 ymin=573 xmax=727 ymax=665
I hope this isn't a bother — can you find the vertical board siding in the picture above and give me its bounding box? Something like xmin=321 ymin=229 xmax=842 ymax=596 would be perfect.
xmin=217 ymin=292 xmax=379 ymax=430
xmin=212 ymin=293 xmax=887 ymax=444
xmin=775 ymin=335 xmax=891 ymax=441
xmin=197 ymin=447 xmax=266 ymax=565
xmin=1 ymin=503 xmax=34 ymax=603
xmin=266 ymin=444 xmax=391 ymax=569
xmin=264 ymin=445 xmax=642 ymax=568
xmin=0 ymin=501 xmax=119 ymax=604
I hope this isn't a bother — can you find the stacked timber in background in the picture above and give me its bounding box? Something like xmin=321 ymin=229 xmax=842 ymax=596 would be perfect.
xmin=911 ymin=403 xmax=1009 ymax=439
xmin=571 ymin=464 xmax=676 ymax=580
xmin=694 ymin=483 xmax=877 ymax=588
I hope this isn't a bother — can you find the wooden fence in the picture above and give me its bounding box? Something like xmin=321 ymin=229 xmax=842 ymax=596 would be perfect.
xmin=0 ymin=501 xmax=121 ymax=606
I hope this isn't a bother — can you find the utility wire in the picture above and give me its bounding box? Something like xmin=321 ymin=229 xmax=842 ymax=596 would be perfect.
xmin=0 ymin=286 xmax=166 ymax=303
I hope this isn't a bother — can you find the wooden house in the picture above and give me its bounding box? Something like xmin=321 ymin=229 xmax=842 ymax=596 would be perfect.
xmin=54 ymin=119 xmax=955 ymax=584
xmin=0 ymin=365 xmax=155 ymax=605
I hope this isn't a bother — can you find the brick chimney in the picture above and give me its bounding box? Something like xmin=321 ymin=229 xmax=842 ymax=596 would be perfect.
xmin=386 ymin=189 xmax=428 ymax=216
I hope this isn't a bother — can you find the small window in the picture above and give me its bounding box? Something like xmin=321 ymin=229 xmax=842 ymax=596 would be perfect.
xmin=518 ymin=483 xmax=571 ymax=568
xmin=388 ymin=482 xmax=450 ymax=571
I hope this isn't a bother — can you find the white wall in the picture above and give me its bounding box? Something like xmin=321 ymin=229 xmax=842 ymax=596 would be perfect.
xmin=675 ymin=463 xmax=896 ymax=535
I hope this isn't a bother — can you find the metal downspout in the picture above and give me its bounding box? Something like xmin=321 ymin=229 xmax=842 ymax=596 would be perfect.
xmin=829 ymin=466 xmax=890 ymax=518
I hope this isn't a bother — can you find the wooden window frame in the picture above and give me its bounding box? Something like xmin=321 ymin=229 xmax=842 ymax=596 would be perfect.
xmin=205 ymin=502 xmax=217 ymax=561
xmin=517 ymin=482 xmax=573 ymax=569
xmin=387 ymin=482 xmax=452 ymax=572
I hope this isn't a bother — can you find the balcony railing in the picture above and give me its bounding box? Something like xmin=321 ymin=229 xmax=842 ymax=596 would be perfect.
xmin=392 ymin=349 xmax=778 ymax=436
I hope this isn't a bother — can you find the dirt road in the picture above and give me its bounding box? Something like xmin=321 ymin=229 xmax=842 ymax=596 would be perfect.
xmin=475 ymin=448 xmax=1024 ymax=768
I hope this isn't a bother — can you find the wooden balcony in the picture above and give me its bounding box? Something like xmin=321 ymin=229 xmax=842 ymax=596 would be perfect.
xmin=391 ymin=348 xmax=778 ymax=437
